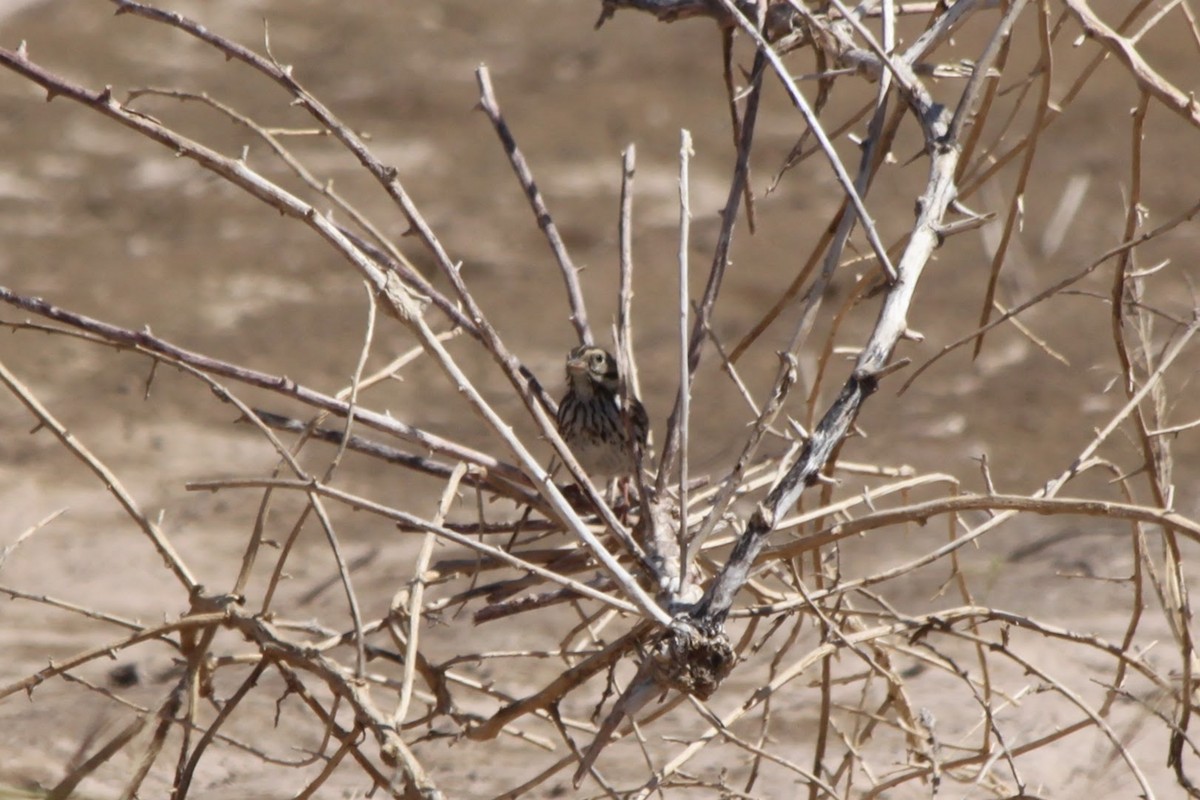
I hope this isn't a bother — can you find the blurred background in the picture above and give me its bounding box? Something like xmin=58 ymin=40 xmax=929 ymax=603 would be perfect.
xmin=2 ymin=1 xmax=1199 ymax=796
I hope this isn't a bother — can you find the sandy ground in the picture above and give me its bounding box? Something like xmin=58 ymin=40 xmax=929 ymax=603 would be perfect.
xmin=1 ymin=1 xmax=1199 ymax=798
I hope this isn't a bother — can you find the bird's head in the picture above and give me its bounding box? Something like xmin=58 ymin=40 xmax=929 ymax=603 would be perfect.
xmin=565 ymin=345 xmax=619 ymax=394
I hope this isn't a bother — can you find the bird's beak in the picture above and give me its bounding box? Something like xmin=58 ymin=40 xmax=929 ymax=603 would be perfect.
xmin=566 ymin=357 xmax=587 ymax=375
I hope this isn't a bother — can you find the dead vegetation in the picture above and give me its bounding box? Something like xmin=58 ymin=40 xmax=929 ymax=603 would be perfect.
xmin=2 ymin=0 xmax=1200 ymax=797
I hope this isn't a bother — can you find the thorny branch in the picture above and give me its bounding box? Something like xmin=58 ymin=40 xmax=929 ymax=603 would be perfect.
xmin=2 ymin=0 xmax=1199 ymax=796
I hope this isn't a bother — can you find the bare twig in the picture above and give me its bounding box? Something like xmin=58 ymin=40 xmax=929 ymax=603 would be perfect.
xmin=655 ymin=46 xmax=766 ymax=486
xmin=675 ymin=129 xmax=694 ymax=572
xmin=476 ymin=66 xmax=592 ymax=345
xmin=616 ymin=145 xmax=639 ymax=400
xmin=0 ymin=358 xmax=197 ymax=592
xmin=716 ymin=0 xmax=897 ymax=282
xmin=392 ymin=462 xmax=468 ymax=726
xmin=1063 ymin=0 xmax=1200 ymax=130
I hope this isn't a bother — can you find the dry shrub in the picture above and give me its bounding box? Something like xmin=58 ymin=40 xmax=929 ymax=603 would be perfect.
xmin=1 ymin=1 xmax=1199 ymax=797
